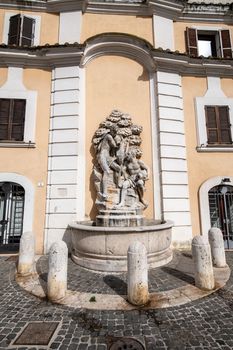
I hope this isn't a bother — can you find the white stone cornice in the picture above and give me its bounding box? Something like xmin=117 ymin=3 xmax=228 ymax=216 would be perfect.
xmin=81 ymin=33 xmax=156 ymax=71
xmin=0 ymin=46 xmax=83 ymax=68
xmin=0 ymin=0 xmax=232 ymax=23
xmin=0 ymin=41 xmax=232 ymax=77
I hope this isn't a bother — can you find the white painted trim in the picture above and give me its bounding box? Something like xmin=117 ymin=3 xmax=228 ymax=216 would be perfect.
xmin=76 ymin=67 xmax=86 ymax=220
xmin=191 ymin=26 xmax=223 ymax=31
xmin=0 ymin=67 xmax=37 ymax=143
xmin=0 ymin=173 xmax=34 ymax=233
xmin=153 ymin=15 xmax=174 ymax=51
xmin=199 ymin=176 xmax=233 ymax=236
xmin=82 ymin=34 xmax=156 ymax=73
xmin=195 ymin=77 xmax=233 ymax=147
xmin=196 ymin=147 xmax=233 ymax=152
xmin=149 ymin=73 xmax=161 ymax=220
xmin=3 ymin=12 xmax=41 ymax=46
xmin=59 ymin=11 xmax=82 ymax=44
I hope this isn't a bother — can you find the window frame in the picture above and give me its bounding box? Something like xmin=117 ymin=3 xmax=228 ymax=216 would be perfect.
xmin=0 ymin=67 xmax=37 ymax=147
xmin=195 ymin=85 xmax=233 ymax=151
xmin=0 ymin=98 xmax=26 ymax=142
xmin=186 ymin=26 xmax=232 ymax=58
xmin=2 ymin=12 xmax=41 ymax=46
xmin=205 ymin=105 xmax=232 ymax=146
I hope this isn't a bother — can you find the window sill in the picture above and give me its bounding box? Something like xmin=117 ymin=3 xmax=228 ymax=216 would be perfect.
xmin=0 ymin=142 xmax=35 ymax=148
xmin=196 ymin=146 xmax=233 ymax=152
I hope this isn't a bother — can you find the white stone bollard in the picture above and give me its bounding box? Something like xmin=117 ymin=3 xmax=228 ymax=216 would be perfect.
xmin=127 ymin=241 xmax=149 ymax=306
xmin=208 ymin=228 xmax=227 ymax=268
xmin=192 ymin=235 xmax=215 ymax=290
xmin=18 ymin=231 xmax=35 ymax=276
xmin=47 ymin=241 xmax=68 ymax=301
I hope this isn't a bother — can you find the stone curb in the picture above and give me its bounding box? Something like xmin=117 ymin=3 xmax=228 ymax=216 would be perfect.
xmin=15 ymin=265 xmax=231 ymax=310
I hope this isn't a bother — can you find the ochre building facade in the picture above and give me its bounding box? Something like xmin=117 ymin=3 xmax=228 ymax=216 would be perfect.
xmin=0 ymin=0 xmax=232 ymax=253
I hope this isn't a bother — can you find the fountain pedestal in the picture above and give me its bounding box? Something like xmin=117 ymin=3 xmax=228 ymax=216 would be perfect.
xmin=70 ymin=220 xmax=173 ymax=272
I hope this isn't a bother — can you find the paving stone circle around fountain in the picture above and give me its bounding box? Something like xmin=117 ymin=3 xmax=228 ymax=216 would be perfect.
xmin=70 ymin=110 xmax=173 ymax=272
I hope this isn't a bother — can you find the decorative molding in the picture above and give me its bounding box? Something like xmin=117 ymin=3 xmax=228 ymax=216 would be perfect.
xmin=0 ymin=142 xmax=35 ymax=148
xmin=0 ymin=0 xmax=231 ymax=22
xmin=0 ymin=35 xmax=232 ymax=78
xmin=81 ymin=34 xmax=156 ymax=72
xmin=196 ymin=147 xmax=233 ymax=152
xmin=156 ymin=71 xmax=192 ymax=241
xmin=44 ymin=65 xmax=84 ymax=253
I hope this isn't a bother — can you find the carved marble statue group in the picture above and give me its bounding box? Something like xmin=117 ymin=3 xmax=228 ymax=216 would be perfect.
xmin=92 ymin=110 xmax=149 ymax=212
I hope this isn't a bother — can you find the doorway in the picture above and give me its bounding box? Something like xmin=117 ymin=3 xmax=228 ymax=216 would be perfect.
xmin=0 ymin=182 xmax=25 ymax=252
xmin=208 ymin=184 xmax=233 ymax=249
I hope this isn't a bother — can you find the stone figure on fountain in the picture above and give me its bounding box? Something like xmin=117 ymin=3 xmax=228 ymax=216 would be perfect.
xmin=92 ymin=110 xmax=149 ymax=223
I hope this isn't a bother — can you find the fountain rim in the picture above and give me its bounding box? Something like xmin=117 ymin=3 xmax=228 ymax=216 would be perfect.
xmin=69 ymin=219 xmax=173 ymax=233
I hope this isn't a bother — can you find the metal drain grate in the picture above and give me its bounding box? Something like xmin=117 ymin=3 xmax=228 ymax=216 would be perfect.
xmin=109 ymin=338 xmax=145 ymax=350
xmin=13 ymin=322 xmax=59 ymax=345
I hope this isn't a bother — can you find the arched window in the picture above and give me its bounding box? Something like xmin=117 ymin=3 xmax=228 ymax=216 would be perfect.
xmin=208 ymin=184 xmax=233 ymax=249
xmin=0 ymin=182 xmax=25 ymax=251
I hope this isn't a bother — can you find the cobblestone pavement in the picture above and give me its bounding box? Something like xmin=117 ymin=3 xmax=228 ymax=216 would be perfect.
xmin=36 ymin=251 xmax=192 ymax=295
xmin=0 ymin=252 xmax=232 ymax=349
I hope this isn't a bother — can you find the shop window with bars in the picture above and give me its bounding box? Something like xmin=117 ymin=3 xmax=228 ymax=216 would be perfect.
xmin=8 ymin=14 xmax=35 ymax=46
xmin=186 ymin=28 xmax=232 ymax=58
xmin=205 ymin=105 xmax=232 ymax=146
xmin=0 ymin=99 xmax=26 ymax=142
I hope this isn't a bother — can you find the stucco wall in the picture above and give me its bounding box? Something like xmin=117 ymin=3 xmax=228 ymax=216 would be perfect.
xmin=0 ymin=68 xmax=51 ymax=253
xmin=81 ymin=13 xmax=153 ymax=44
xmin=85 ymin=55 xmax=154 ymax=219
xmin=183 ymin=76 xmax=233 ymax=236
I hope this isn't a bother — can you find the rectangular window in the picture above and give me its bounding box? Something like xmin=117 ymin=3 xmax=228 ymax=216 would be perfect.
xmin=0 ymin=99 xmax=26 ymax=141
xmin=8 ymin=14 xmax=35 ymax=46
xmin=186 ymin=28 xmax=232 ymax=58
xmin=205 ymin=106 xmax=232 ymax=145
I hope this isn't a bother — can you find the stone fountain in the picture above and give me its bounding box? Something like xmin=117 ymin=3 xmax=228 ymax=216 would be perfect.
xmin=70 ymin=110 xmax=173 ymax=272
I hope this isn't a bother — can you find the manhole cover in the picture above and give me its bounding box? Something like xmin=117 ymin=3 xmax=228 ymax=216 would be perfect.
xmin=109 ymin=338 xmax=145 ymax=350
xmin=13 ymin=322 xmax=59 ymax=345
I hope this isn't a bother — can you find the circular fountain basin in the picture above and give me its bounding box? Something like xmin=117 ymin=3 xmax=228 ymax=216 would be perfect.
xmin=69 ymin=219 xmax=173 ymax=272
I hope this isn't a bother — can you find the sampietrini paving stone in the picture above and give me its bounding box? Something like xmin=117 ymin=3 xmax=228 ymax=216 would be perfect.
xmin=15 ymin=251 xmax=231 ymax=311
xmin=0 ymin=252 xmax=232 ymax=349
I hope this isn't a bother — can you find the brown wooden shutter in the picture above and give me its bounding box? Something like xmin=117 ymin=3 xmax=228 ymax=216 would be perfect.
xmin=186 ymin=27 xmax=198 ymax=57
xmin=8 ymin=14 xmax=21 ymax=45
xmin=0 ymin=99 xmax=10 ymax=140
xmin=11 ymin=100 xmax=26 ymax=141
xmin=205 ymin=106 xmax=218 ymax=144
xmin=206 ymin=106 xmax=232 ymax=145
xmin=219 ymin=106 xmax=232 ymax=144
xmin=220 ymin=30 xmax=232 ymax=58
xmin=21 ymin=16 xmax=35 ymax=46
